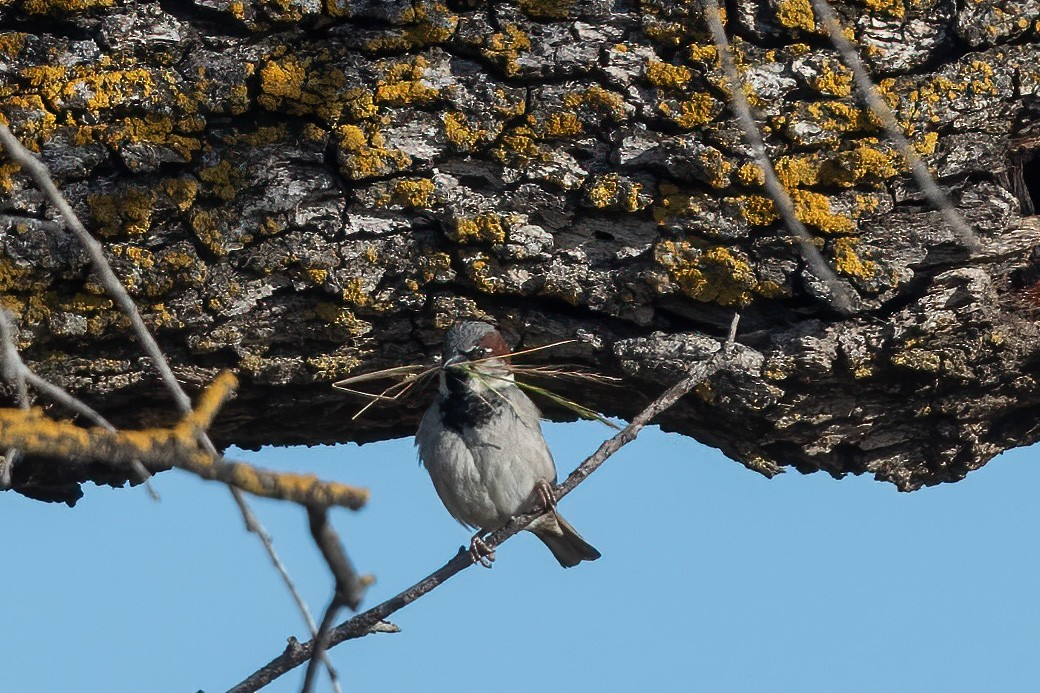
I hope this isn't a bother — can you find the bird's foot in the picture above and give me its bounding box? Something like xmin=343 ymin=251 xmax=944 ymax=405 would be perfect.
xmin=469 ymin=534 xmax=495 ymax=568
xmin=535 ymin=479 xmax=557 ymax=514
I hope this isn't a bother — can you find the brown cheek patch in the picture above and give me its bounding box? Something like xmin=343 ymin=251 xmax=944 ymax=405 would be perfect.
xmin=478 ymin=332 xmax=511 ymax=361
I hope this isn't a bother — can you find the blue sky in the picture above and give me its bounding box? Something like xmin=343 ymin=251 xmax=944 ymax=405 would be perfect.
xmin=2 ymin=420 xmax=1037 ymax=692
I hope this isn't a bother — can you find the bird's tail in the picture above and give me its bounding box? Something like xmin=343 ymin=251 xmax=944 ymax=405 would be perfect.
xmin=530 ymin=512 xmax=601 ymax=568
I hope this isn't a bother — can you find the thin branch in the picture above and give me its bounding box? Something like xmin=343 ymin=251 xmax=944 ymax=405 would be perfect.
xmin=0 ymin=124 xmax=192 ymax=413
xmin=0 ymin=308 xmax=29 ymax=489
xmin=0 ymin=123 xmax=341 ymax=680
xmin=229 ymin=490 xmax=341 ymax=693
xmin=307 ymin=507 xmax=367 ymax=610
xmin=698 ymin=0 xmax=857 ymax=315
xmin=809 ymin=0 xmax=979 ymax=252
xmin=299 ymin=597 xmax=343 ymax=693
xmin=229 ymin=345 xmax=738 ymax=692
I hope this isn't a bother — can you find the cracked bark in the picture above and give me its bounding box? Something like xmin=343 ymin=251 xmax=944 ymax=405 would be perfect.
xmin=1 ymin=0 xmax=1039 ymax=503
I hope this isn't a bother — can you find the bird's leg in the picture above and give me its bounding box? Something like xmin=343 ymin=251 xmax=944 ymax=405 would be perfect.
xmin=534 ymin=479 xmax=557 ymax=514
xmin=469 ymin=531 xmax=495 ymax=568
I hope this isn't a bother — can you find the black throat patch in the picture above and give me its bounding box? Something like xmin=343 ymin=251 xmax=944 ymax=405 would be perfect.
xmin=440 ymin=371 xmax=498 ymax=433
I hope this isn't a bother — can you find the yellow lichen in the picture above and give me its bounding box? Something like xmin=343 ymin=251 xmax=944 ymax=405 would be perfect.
xmin=775 ymin=0 xmax=816 ymax=31
xmin=190 ymin=209 xmax=226 ymax=256
xmin=258 ymin=54 xmax=350 ymax=123
xmin=734 ymin=190 xmax=856 ymax=233
xmin=306 ymin=353 xmax=363 ymax=379
xmin=161 ymin=177 xmax=200 ymax=211
xmin=863 ymin=0 xmax=906 ymax=19
xmin=451 ymin=214 xmax=510 ymax=244
xmin=375 ymin=56 xmax=440 ymax=106
xmin=0 ymin=259 xmax=32 ymax=293
xmin=336 ymin=124 xmax=410 ymax=180
xmin=340 ymin=278 xmax=370 ymax=307
xmin=20 ymin=0 xmax=114 ymax=14
xmin=807 ymin=60 xmax=854 ymax=98
xmin=385 ymin=177 xmax=436 ymax=209
xmin=87 ymin=187 xmax=158 ymax=237
xmin=198 ymin=160 xmax=243 ymax=202
xmin=482 ymin=24 xmax=532 ymax=77
xmin=442 ymin=111 xmax=488 ymax=150
xmin=654 ymin=241 xmax=761 ymax=306
xmin=832 ymin=236 xmax=877 ymax=279
xmin=687 ymin=43 xmax=717 ymax=64
xmin=561 ymin=85 xmax=629 ymax=121
xmin=314 ymin=302 xmax=370 ymax=334
xmin=659 ymin=93 xmax=717 ymax=129
xmin=646 ymin=60 xmax=693 ymax=89
xmin=360 ymin=2 xmax=458 ymax=51
xmin=585 ymin=173 xmax=647 ymax=212
xmin=536 ymin=111 xmax=584 ymax=138
xmin=259 ymin=55 xmax=306 ymax=101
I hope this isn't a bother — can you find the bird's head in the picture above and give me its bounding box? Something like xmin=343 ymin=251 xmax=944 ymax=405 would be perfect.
xmin=439 ymin=321 xmax=513 ymax=391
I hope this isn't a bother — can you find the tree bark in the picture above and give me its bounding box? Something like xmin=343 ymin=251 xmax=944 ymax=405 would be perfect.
xmin=1 ymin=0 xmax=1039 ymax=503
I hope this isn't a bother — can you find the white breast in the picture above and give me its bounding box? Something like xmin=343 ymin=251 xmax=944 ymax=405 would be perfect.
xmin=416 ymin=384 xmax=557 ymax=531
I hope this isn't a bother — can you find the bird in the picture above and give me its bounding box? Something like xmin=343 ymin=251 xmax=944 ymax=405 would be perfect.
xmin=415 ymin=321 xmax=601 ymax=568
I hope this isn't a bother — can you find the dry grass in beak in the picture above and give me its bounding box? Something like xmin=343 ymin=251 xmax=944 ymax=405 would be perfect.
xmin=333 ymin=364 xmax=438 ymax=420
xmin=333 ymin=338 xmax=621 ymax=426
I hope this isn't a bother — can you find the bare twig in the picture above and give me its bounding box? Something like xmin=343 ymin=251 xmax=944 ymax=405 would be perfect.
xmin=229 ymin=344 xmax=738 ymax=692
xmin=300 ymin=507 xmax=370 ymax=692
xmin=809 ymin=0 xmax=979 ymax=251
xmin=0 ymin=124 xmax=193 ymax=413
xmin=0 ymin=123 xmax=341 ymax=682
xmin=299 ymin=597 xmax=343 ymax=693
xmin=307 ymin=507 xmax=367 ymax=610
xmin=229 ymin=490 xmax=340 ymax=693
xmin=0 ymin=308 xmax=29 ymax=489
xmin=698 ymin=0 xmax=857 ymax=315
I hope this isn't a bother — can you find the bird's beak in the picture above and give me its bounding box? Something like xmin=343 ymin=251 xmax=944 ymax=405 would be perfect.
xmin=442 ymin=354 xmax=465 ymax=368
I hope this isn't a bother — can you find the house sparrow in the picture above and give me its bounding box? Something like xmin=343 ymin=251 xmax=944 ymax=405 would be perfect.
xmin=416 ymin=321 xmax=601 ymax=568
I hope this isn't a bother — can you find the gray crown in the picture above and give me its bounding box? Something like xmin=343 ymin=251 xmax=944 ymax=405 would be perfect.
xmin=441 ymin=321 xmax=497 ymax=359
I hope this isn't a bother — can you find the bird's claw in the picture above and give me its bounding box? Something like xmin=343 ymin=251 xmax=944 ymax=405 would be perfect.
xmin=535 ymin=479 xmax=557 ymax=514
xmin=469 ymin=535 xmax=495 ymax=568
